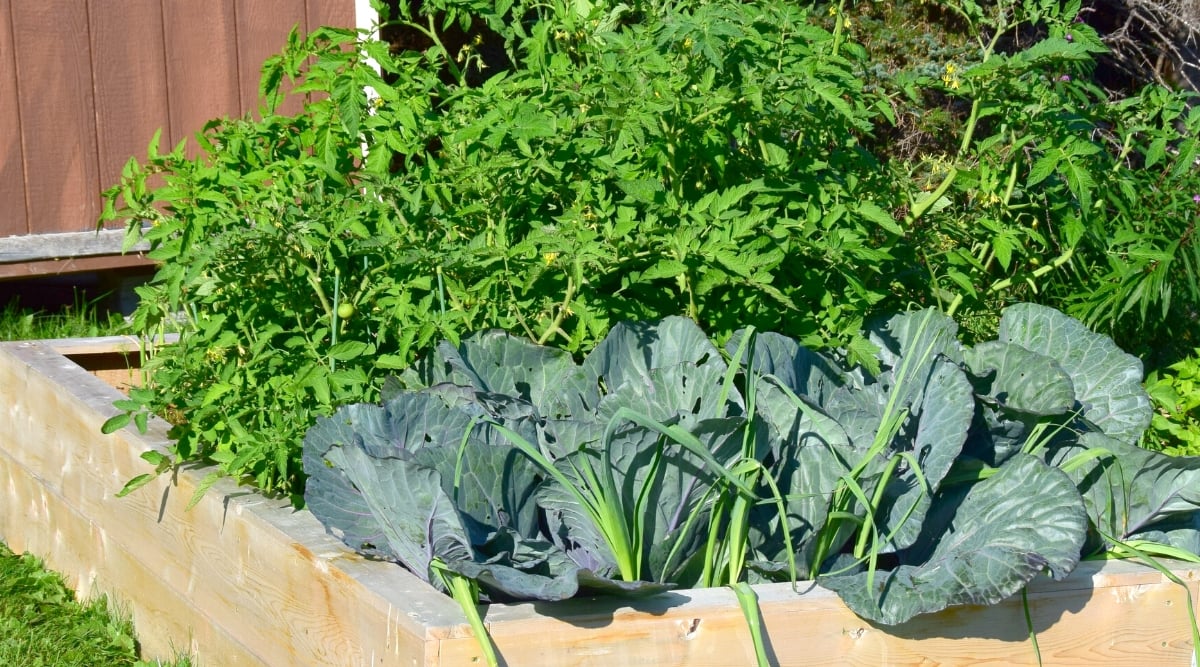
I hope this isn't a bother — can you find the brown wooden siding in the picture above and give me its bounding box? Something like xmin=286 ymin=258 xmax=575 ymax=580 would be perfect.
xmin=0 ymin=0 xmax=355 ymax=275
xmin=0 ymin=0 xmax=27 ymax=240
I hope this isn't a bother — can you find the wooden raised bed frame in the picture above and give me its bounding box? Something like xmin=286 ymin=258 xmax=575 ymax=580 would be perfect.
xmin=1 ymin=336 xmax=1198 ymax=665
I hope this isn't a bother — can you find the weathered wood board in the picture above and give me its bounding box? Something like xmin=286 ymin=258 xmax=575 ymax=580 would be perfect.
xmin=0 ymin=1 xmax=357 ymax=277
xmin=0 ymin=337 xmax=1197 ymax=666
xmin=0 ymin=338 xmax=455 ymax=666
xmin=0 ymin=229 xmax=150 ymax=264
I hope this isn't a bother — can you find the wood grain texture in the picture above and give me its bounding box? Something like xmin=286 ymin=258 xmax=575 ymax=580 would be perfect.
xmin=0 ymin=339 xmax=458 ymax=666
xmin=302 ymin=0 xmax=359 ymax=110
xmin=161 ymin=0 xmax=241 ymax=156
xmin=0 ymin=254 xmax=152 ymax=279
xmin=0 ymin=229 xmax=149 ymax=263
xmin=87 ymin=0 xmax=169 ymax=221
xmin=10 ymin=1 xmax=101 ymax=233
xmin=235 ymin=0 xmax=308 ymax=117
xmin=1 ymin=338 xmax=1197 ymax=666
xmin=0 ymin=0 xmax=28 ymax=237
xmin=36 ymin=335 xmax=173 ymax=357
xmin=0 ymin=454 xmax=257 ymax=663
xmin=432 ymin=562 xmax=1199 ymax=666
xmin=307 ymin=0 xmax=357 ymax=30
xmin=1 ymin=0 xmax=356 ymax=262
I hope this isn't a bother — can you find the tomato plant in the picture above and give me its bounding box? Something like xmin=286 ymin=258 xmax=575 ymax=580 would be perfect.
xmin=99 ymin=0 xmax=1200 ymax=504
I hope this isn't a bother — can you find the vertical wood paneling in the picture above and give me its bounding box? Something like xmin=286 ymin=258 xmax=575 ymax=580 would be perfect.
xmin=307 ymin=0 xmax=357 ymax=30
xmin=236 ymin=1 xmax=308 ymax=117
xmin=0 ymin=0 xmax=356 ymax=257
xmin=0 ymin=0 xmax=28 ymax=237
xmin=11 ymin=1 xmax=100 ymax=233
xmin=88 ymin=0 xmax=169 ymax=229
xmin=162 ymin=0 xmax=241 ymax=154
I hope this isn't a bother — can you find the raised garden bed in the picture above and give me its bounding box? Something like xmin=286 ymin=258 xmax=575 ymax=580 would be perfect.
xmin=1 ymin=336 xmax=1198 ymax=665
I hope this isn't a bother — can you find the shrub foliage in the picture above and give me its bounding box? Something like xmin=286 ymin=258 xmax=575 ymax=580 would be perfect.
xmin=101 ymin=0 xmax=1200 ymax=499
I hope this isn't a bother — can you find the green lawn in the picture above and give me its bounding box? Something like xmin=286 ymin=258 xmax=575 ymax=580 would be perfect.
xmin=0 ymin=292 xmax=191 ymax=665
xmin=0 ymin=544 xmax=192 ymax=667
xmin=0 ymin=296 xmax=129 ymax=341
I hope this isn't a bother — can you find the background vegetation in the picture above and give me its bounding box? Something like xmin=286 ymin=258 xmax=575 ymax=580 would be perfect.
xmin=0 ymin=294 xmax=128 ymax=341
xmin=100 ymin=0 xmax=1200 ymax=499
xmin=0 ymin=544 xmax=191 ymax=667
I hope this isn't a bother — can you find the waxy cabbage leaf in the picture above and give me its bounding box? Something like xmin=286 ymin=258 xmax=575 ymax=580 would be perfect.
xmin=302 ymin=304 xmax=1200 ymax=629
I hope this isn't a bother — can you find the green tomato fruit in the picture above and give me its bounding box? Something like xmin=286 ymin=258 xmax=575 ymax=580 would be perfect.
xmin=337 ymin=303 xmax=355 ymax=319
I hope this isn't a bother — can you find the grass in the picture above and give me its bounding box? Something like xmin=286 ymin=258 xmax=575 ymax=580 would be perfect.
xmin=0 ymin=294 xmax=129 ymax=341
xmin=0 ymin=544 xmax=192 ymax=667
xmin=0 ymin=290 xmax=193 ymax=665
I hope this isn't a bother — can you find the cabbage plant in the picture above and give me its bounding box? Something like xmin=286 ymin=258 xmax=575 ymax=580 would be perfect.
xmin=303 ymin=303 xmax=1200 ymax=660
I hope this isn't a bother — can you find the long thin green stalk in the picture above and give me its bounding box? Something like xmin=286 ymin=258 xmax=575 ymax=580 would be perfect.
xmin=1021 ymin=587 xmax=1043 ymax=667
xmin=732 ymin=581 xmax=770 ymax=667
xmin=432 ymin=559 xmax=499 ymax=667
xmin=1096 ymin=535 xmax=1200 ymax=665
xmin=611 ymin=409 xmax=757 ymax=496
xmin=630 ymin=442 xmax=667 ymax=578
xmin=536 ymin=257 xmax=579 ymax=345
xmin=908 ymin=4 xmax=1012 ymax=227
xmin=724 ymin=474 xmax=756 ymax=586
xmin=487 ymin=422 xmax=630 ymax=577
xmin=813 ymin=310 xmax=942 ymax=580
xmin=661 ymin=482 xmax=721 ymax=584
xmin=329 ymin=268 xmax=341 ymax=372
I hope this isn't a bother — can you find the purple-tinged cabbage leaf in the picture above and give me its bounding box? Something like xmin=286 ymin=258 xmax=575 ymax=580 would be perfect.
xmin=962 ymin=341 xmax=1077 ymax=465
xmin=998 ymin=302 xmax=1151 ymax=445
xmin=1048 ymin=432 xmax=1200 ymax=554
xmin=822 ymin=454 xmax=1088 ymax=625
xmin=300 ymin=305 xmax=1200 ymax=631
xmin=303 ymin=387 xmax=665 ymax=601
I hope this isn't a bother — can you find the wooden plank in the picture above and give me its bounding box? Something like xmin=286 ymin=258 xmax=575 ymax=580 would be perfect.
xmin=307 ymin=0 xmax=358 ymax=30
xmin=0 ymin=452 xmax=249 ymax=663
xmin=10 ymin=1 xmax=101 ymax=234
xmin=161 ymin=1 xmax=242 ymax=156
xmin=0 ymin=254 xmax=152 ymax=280
xmin=236 ymin=0 xmax=308 ymax=117
xmin=69 ymin=352 xmax=145 ymax=393
xmin=0 ymin=340 xmax=456 ymax=666
xmin=87 ymin=0 xmax=170 ymax=225
xmin=46 ymin=334 xmax=175 ymax=358
xmin=301 ymin=0 xmax=360 ymax=109
xmin=0 ymin=229 xmax=149 ymax=263
xmin=1 ymin=338 xmax=1198 ymax=666
xmin=47 ymin=334 xmax=175 ymax=394
xmin=435 ymin=560 xmax=1198 ymax=666
xmin=0 ymin=0 xmax=29 ymax=237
